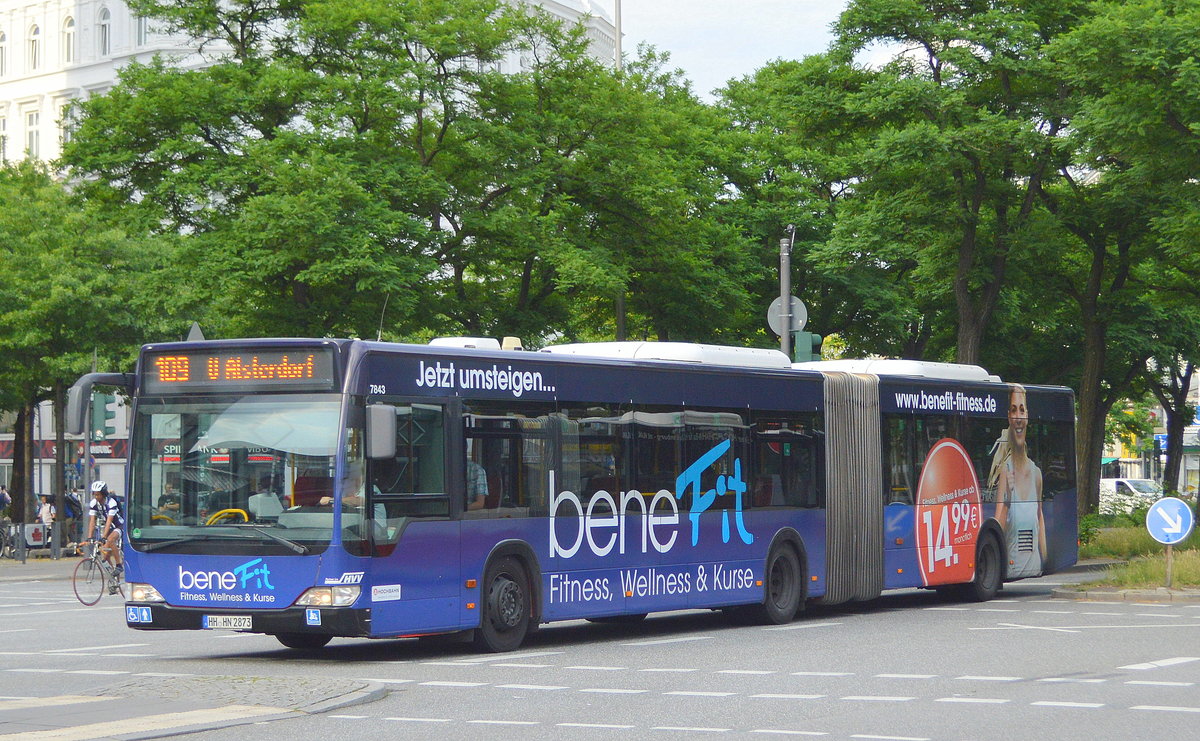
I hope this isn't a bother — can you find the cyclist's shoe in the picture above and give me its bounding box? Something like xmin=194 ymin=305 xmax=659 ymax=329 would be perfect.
xmin=108 ymin=583 xmax=119 ymax=595
xmin=114 ymin=564 xmax=124 ymax=580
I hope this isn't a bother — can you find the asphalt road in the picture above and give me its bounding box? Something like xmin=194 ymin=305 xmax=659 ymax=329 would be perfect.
xmin=1 ymin=564 xmax=1197 ymax=740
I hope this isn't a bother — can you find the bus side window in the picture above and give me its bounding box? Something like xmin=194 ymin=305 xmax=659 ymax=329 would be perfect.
xmin=884 ymin=416 xmax=913 ymax=505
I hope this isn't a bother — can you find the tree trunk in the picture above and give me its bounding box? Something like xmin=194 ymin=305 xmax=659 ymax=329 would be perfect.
xmin=11 ymin=406 xmax=26 ymax=524
xmin=1074 ymin=322 xmax=1109 ymax=518
xmin=22 ymin=401 xmax=36 ymax=525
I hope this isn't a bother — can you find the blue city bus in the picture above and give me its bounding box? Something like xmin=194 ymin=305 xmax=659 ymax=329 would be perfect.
xmin=66 ymin=339 xmax=1077 ymax=651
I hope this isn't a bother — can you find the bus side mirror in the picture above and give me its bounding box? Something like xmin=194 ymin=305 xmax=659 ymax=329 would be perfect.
xmin=366 ymin=404 xmax=397 ymax=459
xmin=66 ymin=373 xmax=133 ymax=436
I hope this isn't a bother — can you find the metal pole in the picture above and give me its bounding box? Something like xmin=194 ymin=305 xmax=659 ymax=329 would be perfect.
xmin=614 ymin=0 xmax=621 ymax=70
xmin=780 ymin=225 xmax=796 ymax=358
xmin=1165 ymin=544 xmax=1174 ymax=589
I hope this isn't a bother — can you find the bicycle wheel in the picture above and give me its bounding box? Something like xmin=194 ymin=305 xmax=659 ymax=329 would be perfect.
xmin=73 ymin=558 xmax=105 ymax=606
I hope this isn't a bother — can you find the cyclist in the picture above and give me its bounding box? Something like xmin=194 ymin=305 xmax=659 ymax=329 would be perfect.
xmin=85 ymin=481 xmax=124 ymax=592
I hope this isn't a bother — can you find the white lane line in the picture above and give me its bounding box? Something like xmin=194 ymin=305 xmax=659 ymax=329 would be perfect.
xmin=875 ymin=674 xmax=936 ymax=679
xmin=134 ymin=673 xmax=196 ymax=678
xmin=718 ymin=670 xmax=775 ymax=675
xmin=421 ymin=661 xmax=473 ymax=667
xmin=1137 ymin=613 xmax=1183 ymax=618
xmin=329 ymin=715 xmax=367 ymax=719
xmin=46 ymin=643 xmax=149 ymax=653
xmin=0 ymin=629 xmax=35 ymax=634
xmin=1032 ymin=610 xmax=1074 ymax=614
xmin=1032 ymin=701 xmax=1104 ymax=708
xmin=0 ymin=704 xmax=290 ymax=740
xmin=665 ymin=691 xmax=737 ymax=697
xmin=101 ymin=654 xmax=155 ymax=658
xmin=793 ymin=672 xmax=853 ymax=677
xmin=5 ymin=669 xmax=63 ymax=674
xmin=977 ymin=623 xmax=1200 ymax=633
xmin=625 ymin=636 xmax=712 ymax=646
xmin=1120 ymin=656 xmax=1200 ymax=670
xmin=581 ymin=688 xmax=648 ymax=694
xmin=492 ymin=663 xmax=552 ymax=669
xmin=1131 ymin=705 xmax=1200 ymax=713
xmin=496 ymin=684 xmax=567 ymax=691
xmin=652 ymin=726 xmax=730 ymax=733
xmin=1126 ymin=680 xmax=1194 ymax=687
xmin=460 ymin=651 xmax=563 ymax=663
xmin=841 ymin=696 xmax=915 ymax=702
xmin=467 ymin=720 xmax=539 ymax=726
xmin=385 ymin=717 xmax=451 ymax=723
xmin=752 ymin=730 xmax=828 ymax=736
xmin=420 ymin=681 xmax=487 ymax=687
xmin=976 ymin=623 xmax=1079 ymax=633
xmin=66 ymin=670 xmax=129 ymax=676
xmin=976 ymin=608 xmax=1019 ymax=612
xmin=924 ymin=607 xmax=969 ymax=611
xmin=0 ymin=696 xmax=110 ymax=711
xmin=764 ymin=621 xmax=843 ymax=631
xmin=1082 ymin=612 xmax=1123 ymax=616
xmin=957 ymin=675 xmax=1022 ymax=682
xmin=356 ymin=678 xmax=414 ymax=685
xmin=750 ymin=694 xmax=824 ymax=700
xmin=1038 ymin=678 xmax=1106 ymax=684
xmin=850 ymin=735 xmax=929 ymax=741
xmin=560 ymin=723 xmax=636 ymax=729
xmin=567 ymin=665 xmax=625 ymax=671
xmin=936 ymin=697 xmax=1009 ymax=704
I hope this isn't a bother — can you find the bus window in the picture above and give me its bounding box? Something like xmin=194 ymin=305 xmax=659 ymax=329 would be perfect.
xmin=753 ymin=414 xmax=824 ymax=508
xmin=883 ymin=415 xmax=914 ymax=505
xmin=463 ymin=401 xmax=556 ymax=518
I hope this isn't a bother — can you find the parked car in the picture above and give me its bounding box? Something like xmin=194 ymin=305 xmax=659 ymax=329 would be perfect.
xmin=1099 ymin=477 xmax=1163 ymax=514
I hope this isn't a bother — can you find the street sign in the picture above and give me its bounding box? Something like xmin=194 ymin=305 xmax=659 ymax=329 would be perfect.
xmin=767 ymin=296 xmax=807 ymax=335
xmin=1146 ymin=497 xmax=1195 ymax=545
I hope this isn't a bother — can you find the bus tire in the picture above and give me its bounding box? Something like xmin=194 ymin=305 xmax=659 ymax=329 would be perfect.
xmin=473 ymin=556 xmax=531 ymax=653
xmin=275 ymin=633 xmax=332 ymax=650
xmin=962 ymin=533 xmax=1003 ymax=602
xmin=750 ymin=543 xmax=803 ymax=625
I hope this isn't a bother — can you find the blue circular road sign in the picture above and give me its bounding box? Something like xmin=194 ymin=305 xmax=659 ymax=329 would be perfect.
xmin=1146 ymin=497 xmax=1195 ymax=546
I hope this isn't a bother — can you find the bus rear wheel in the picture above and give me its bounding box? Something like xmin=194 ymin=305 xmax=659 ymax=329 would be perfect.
xmin=275 ymin=633 xmax=332 ymax=650
xmin=728 ymin=543 xmax=802 ymax=625
xmin=473 ymin=556 xmax=531 ymax=653
xmin=962 ymin=533 xmax=1003 ymax=602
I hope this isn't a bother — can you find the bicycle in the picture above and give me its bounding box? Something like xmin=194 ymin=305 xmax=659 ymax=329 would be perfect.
xmin=72 ymin=540 xmax=124 ymax=606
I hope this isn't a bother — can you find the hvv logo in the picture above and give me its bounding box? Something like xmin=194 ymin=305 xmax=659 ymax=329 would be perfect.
xmin=178 ymin=558 xmax=275 ymax=591
xmin=549 ymin=440 xmax=753 ymax=559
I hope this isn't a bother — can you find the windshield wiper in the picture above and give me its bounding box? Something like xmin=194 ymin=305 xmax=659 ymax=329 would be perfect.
xmin=141 ymin=536 xmax=211 ymax=552
xmin=138 ymin=528 xmax=308 ymax=555
xmin=244 ymin=525 xmax=309 ymax=554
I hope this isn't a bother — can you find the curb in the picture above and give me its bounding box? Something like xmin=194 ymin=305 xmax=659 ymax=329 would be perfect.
xmin=299 ymin=683 xmax=390 ymax=714
xmin=1052 ymin=586 xmax=1200 ymax=603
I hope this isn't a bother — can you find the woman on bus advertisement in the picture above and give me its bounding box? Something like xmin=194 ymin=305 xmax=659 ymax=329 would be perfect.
xmin=993 ymin=384 xmax=1046 ymax=578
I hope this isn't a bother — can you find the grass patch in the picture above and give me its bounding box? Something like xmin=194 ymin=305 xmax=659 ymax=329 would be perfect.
xmin=1078 ymin=526 xmax=1199 ymax=559
xmin=1090 ymin=549 xmax=1200 ymax=588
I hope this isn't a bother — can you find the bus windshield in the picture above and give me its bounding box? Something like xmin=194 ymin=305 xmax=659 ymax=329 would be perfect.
xmin=128 ymin=393 xmax=343 ymax=555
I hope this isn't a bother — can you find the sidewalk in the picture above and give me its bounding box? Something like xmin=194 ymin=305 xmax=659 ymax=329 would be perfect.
xmin=0 ymin=551 xmax=79 ymax=582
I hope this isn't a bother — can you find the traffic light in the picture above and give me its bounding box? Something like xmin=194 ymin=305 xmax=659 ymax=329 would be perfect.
xmin=791 ymin=331 xmax=824 ymax=362
xmin=91 ymin=393 xmax=118 ymax=441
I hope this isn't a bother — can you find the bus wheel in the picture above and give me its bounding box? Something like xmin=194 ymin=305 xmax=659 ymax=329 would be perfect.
xmin=275 ymin=633 xmax=332 ymax=650
xmin=473 ymin=556 xmax=530 ymax=653
xmin=750 ymin=544 xmax=802 ymax=624
xmin=961 ymin=534 xmax=1002 ymax=602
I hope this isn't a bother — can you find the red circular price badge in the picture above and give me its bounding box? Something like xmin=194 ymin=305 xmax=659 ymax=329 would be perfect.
xmin=915 ymin=438 xmax=982 ymax=586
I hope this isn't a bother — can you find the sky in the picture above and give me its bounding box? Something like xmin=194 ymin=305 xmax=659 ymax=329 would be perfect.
xmin=616 ymin=1 xmax=849 ymax=98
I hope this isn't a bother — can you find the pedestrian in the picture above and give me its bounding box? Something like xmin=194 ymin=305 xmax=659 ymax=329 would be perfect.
xmin=38 ymin=495 xmax=56 ymax=547
xmin=0 ymin=484 xmax=10 ymax=517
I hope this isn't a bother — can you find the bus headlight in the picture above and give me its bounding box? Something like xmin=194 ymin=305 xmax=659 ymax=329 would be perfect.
xmin=129 ymin=583 xmax=165 ymax=602
xmin=295 ymin=586 xmax=360 ymax=607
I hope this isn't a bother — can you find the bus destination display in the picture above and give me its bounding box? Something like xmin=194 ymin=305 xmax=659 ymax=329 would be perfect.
xmin=143 ymin=348 xmax=337 ymax=393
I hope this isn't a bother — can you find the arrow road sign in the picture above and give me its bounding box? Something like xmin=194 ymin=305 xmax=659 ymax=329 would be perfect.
xmin=1146 ymin=497 xmax=1195 ymax=546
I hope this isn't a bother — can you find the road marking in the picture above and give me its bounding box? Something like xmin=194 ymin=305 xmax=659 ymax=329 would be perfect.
xmin=936 ymin=697 xmax=1009 ymax=704
xmin=497 ymin=684 xmax=566 ymax=691
xmin=492 ymin=663 xmax=552 ymax=668
xmin=567 ymin=665 xmax=625 ymax=671
xmin=750 ymin=694 xmax=824 ymax=700
xmin=923 ymin=607 xmax=968 ymax=611
xmin=979 ymin=623 xmax=1079 ymax=633
xmin=625 ymin=636 xmax=711 ymax=646
xmin=956 ymin=676 xmax=1022 ymax=682
xmin=1082 ymin=612 xmax=1123 ymax=616
xmin=66 ymin=670 xmax=129 ymax=676
xmin=841 ymin=696 xmax=915 ymax=702
xmin=665 ymin=691 xmax=737 ymax=697
xmin=1126 ymin=680 xmax=1194 ymax=687
xmin=718 ymin=670 xmax=776 ymax=675
xmin=1131 ymin=705 xmax=1200 ymax=713
xmin=875 ymin=674 xmax=936 ymax=679
xmin=559 ymin=723 xmax=636 ymax=729
xmin=652 ymin=726 xmax=730 ymax=733
xmin=763 ymin=621 xmax=843 ymax=631
xmin=421 ymin=661 xmax=474 ymax=667
xmin=976 ymin=608 xmax=1019 ymax=612
xmin=1038 ymin=678 xmax=1106 ymax=683
xmin=5 ymin=669 xmax=63 ymax=673
xmin=0 ymin=696 xmax=109 ymax=711
xmin=460 ymin=651 xmax=563 ymax=663
xmin=0 ymin=629 xmax=35 ymax=634
xmin=639 ymin=667 xmax=698 ymax=673
xmin=850 ymin=735 xmax=929 ymax=741
xmin=329 ymin=715 xmax=367 ymax=719
xmin=1136 ymin=613 xmax=1183 ymax=618
xmin=467 ymin=719 xmax=539 ymax=725
xmin=385 ymin=717 xmax=451 ymax=723
xmin=0 ymin=704 xmax=289 ymax=740
xmin=356 ymin=678 xmax=414 ymax=685
xmin=580 ymin=688 xmax=648 ymax=694
xmin=420 ymin=681 xmax=487 ymax=687
xmin=751 ymin=730 xmax=828 ymax=736
xmin=1120 ymin=656 xmax=1200 ymax=670
xmin=1032 ymin=610 xmax=1073 ymax=614
xmin=792 ymin=672 xmax=853 ymax=677
xmin=133 ymin=673 xmax=195 ymax=678
xmin=1031 ymin=701 xmax=1104 ymax=708
xmin=45 ymin=643 xmax=148 ymax=653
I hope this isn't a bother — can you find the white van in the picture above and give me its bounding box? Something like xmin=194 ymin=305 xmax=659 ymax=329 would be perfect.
xmin=1099 ymin=478 xmax=1163 ymax=514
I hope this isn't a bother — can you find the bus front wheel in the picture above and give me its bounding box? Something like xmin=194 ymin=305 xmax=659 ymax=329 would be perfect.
xmin=473 ymin=556 xmax=531 ymax=653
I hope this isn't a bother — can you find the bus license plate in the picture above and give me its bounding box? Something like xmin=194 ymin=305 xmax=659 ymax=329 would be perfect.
xmin=204 ymin=615 xmax=252 ymax=630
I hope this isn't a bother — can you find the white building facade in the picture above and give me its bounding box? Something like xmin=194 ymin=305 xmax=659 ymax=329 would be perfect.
xmin=0 ymin=0 xmax=616 ymax=164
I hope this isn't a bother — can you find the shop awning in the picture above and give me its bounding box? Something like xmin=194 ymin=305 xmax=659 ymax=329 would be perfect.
xmin=1100 ymin=457 xmax=1118 ymax=464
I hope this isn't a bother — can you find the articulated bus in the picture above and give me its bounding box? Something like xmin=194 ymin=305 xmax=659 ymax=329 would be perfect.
xmin=67 ymin=338 xmax=1077 ymax=652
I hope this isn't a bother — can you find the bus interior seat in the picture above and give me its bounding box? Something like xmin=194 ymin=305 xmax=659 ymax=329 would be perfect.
xmin=293 ymin=476 xmax=333 ymax=506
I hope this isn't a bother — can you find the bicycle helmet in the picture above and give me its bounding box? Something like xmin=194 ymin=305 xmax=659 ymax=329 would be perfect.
xmin=90 ymin=480 xmax=109 ymax=494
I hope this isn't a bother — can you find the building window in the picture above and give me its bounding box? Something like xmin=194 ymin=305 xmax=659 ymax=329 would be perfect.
xmin=1 ymin=33 xmax=7 ymax=76
xmin=63 ymin=18 xmax=75 ymax=64
xmin=29 ymin=25 xmax=40 ymax=70
xmin=60 ymin=105 xmax=76 ymax=145
xmin=98 ymin=9 xmax=111 ymax=57
xmin=137 ymin=16 xmax=149 ymax=47
xmin=0 ymin=118 xmax=7 ymax=162
xmin=25 ymin=111 xmax=39 ymax=159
